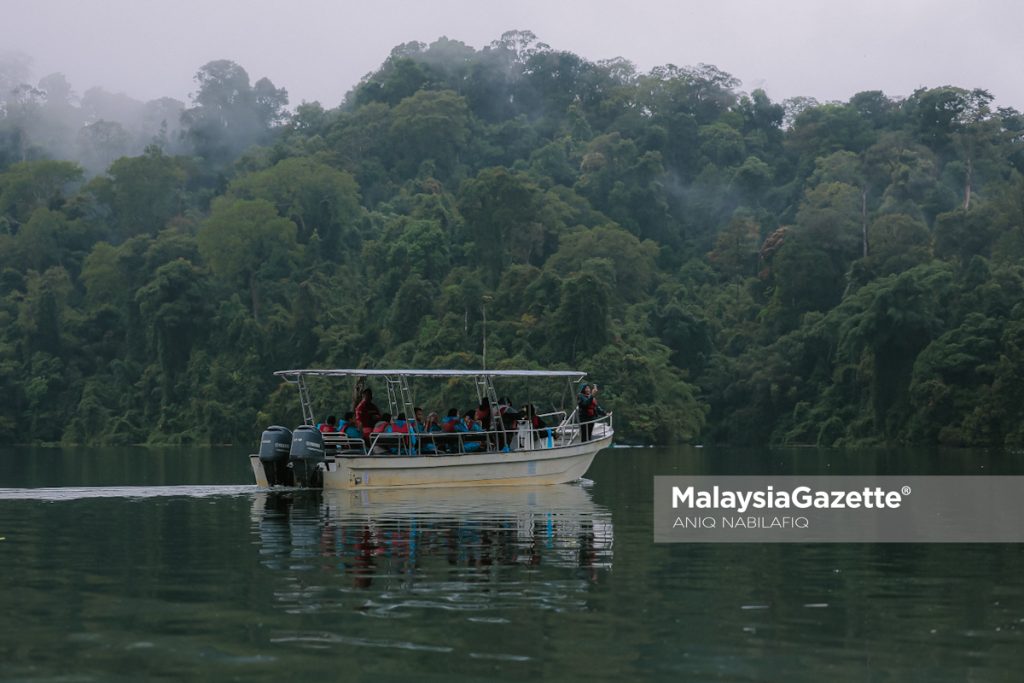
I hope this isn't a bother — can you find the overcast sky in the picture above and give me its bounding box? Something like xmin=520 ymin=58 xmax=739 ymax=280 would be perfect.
xmin=4 ymin=0 xmax=1023 ymax=111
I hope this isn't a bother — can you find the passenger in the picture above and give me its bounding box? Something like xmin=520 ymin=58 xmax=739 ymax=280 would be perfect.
xmin=318 ymin=415 xmax=338 ymax=433
xmin=577 ymin=383 xmax=605 ymax=442
xmin=421 ymin=411 xmax=443 ymax=454
xmin=371 ymin=413 xmax=392 ymax=435
xmin=441 ymin=408 xmax=460 ymax=433
xmin=455 ymin=410 xmax=484 ymax=452
xmin=391 ymin=412 xmax=413 ymax=454
xmin=371 ymin=412 xmax=393 ymax=454
xmin=413 ymin=407 xmax=426 ymax=433
xmin=498 ymin=396 xmax=520 ymax=425
xmin=356 ymin=388 xmax=382 ymax=439
xmin=523 ymin=404 xmax=551 ymax=445
xmin=424 ymin=412 xmax=443 ymax=433
xmin=475 ymin=397 xmax=492 ymax=431
xmin=435 ymin=408 xmax=461 ymax=453
xmin=339 ymin=411 xmax=361 ymax=439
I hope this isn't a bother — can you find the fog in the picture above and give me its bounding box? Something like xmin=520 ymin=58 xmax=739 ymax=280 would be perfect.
xmin=4 ymin=0 xmax=1023 ymax=111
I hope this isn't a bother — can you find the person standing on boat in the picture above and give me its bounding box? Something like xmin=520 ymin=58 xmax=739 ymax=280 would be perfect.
xmin=356 ymin=388 xmax=382 ymax=440
xmin=523 ymin=404 xmax=550 ymax=444
xmin=475 ymin=397 xmax=493 ymax=430
xmin=577 ymin=383 xmax=605 ymax=442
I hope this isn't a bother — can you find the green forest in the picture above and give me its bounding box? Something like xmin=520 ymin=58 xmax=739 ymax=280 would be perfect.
xmin=2 ymin=31 xmax=1023 ymax=447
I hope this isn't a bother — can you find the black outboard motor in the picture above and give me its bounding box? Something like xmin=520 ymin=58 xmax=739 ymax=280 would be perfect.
xmin=289 ymin=425 xmax=325 ymax=488
xmin=258 ymin=426 xmax=293 ymax=487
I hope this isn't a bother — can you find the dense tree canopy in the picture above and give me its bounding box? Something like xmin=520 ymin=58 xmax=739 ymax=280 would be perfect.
xmin=1 ymin=36 xmax=1023 ymax=447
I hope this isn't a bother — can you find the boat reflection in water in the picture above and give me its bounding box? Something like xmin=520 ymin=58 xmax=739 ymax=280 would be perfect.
xmin=251 ymin=484 xmax=613 ymax=616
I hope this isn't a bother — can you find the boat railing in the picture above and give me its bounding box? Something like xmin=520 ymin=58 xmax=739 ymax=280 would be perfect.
xmin=322 ymin=432 xmax=368 ymax=454
xmin=323 ymin=412 xmax=613 ymax=458
xmin=541 ymin=409 xmax=567 ymax=425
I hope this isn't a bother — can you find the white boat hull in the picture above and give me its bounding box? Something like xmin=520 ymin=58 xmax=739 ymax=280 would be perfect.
xmin=250 ymin=432 xmax=612 ymax=489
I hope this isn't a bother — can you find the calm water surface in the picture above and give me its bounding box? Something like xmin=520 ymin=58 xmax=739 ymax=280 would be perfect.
xmin=1 ymin=445 xmax=1023 ymax=681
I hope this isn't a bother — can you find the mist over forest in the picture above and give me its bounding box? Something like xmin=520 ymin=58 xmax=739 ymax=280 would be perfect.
xmin=2 ymin=30 xmax=1023 ymax=447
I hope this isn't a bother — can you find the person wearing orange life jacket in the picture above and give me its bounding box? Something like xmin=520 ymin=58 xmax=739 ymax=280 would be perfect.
xmin=577 ymin=383 xmax=606 ymax=442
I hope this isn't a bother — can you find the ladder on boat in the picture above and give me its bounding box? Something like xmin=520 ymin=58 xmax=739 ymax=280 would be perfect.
xmin=296 ymin=375 xmax=315 ymax=425
xmin=384 ymin=375 xmax=416 ymax=421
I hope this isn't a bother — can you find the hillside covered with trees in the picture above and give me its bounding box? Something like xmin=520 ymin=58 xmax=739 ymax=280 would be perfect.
xmin=2 ymin=31 xmax=1023 ymax=447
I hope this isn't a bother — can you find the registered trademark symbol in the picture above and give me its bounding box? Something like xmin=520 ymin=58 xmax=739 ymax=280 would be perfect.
xmin=901 ymin=486 xmax=912 ymax=495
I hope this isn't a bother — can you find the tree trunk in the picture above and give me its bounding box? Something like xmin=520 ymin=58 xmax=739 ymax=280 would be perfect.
xmin=963 ymin=156 xmax=973 ymax=211
xmin=861 ymin=187 xmax=868 ymax=258
xmin=249 ymin=271 xmax=261 ymax=325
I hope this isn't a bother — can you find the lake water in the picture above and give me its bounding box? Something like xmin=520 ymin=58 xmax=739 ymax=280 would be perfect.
xmin=1 ymin=445 xmax=1023 ymax=681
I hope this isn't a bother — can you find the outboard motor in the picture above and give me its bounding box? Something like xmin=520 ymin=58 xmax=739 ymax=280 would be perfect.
xmin=258 ymin=426 xmax=293 ymax=486
xmin=289 ymin=425 xmax=325 ymax=488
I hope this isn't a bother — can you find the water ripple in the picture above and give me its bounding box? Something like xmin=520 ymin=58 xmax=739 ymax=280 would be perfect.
xmin=0 ymin=485 xmax=259 ymax=501
xmin=271 ymin=632 xmax=453 ymax=653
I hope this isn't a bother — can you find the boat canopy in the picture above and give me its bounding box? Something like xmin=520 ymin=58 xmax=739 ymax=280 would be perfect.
xmin=275 ymin=368 xmax=589 ymax=427
xmin=275 ymin=369 xmax=587 ymax=381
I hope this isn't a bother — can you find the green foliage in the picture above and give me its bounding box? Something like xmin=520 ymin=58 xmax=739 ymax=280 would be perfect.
xmin=0 ymin=159 xmax=82 ymax=225
xmin=228 ymin=157 xmax=362 ymax=250
xmin=106 ymin=146 xmax=188 ymax=238
xmin=1 ymin=34 xmax=1021 ymax=449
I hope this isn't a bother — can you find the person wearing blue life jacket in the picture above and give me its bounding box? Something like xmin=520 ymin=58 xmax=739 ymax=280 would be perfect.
xmin=455 ymin=410 xmax=484 ymax=452
xmin=424 ymin=412 xmax=443 ymax=433
xmin=339 ymin=411 xmax=362 ymax=439
xmin=421 ymin=411 xmax=443 ymax=454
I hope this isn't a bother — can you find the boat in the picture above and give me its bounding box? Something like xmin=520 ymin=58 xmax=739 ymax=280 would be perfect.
xmin=249 ymin=369 xmax=613 ymax=489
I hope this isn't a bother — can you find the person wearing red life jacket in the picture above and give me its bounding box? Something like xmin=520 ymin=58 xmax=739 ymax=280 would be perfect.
xmin=441 ymin=408 xmax=460 ymax=432
xmin=474 ymin=397 xmax=492 ymax=431
xmin=391 ymin=412 xmax=413 ymax=454
xmin=577 ymin=383 xmax=605 ymax=442
xmin=356 ymin=388 xmax=382 ymax=440
xmin=370 ymin=413 xmax=392 ymax=454
xmin=317 ymin=415 xmax=338 ymax=433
